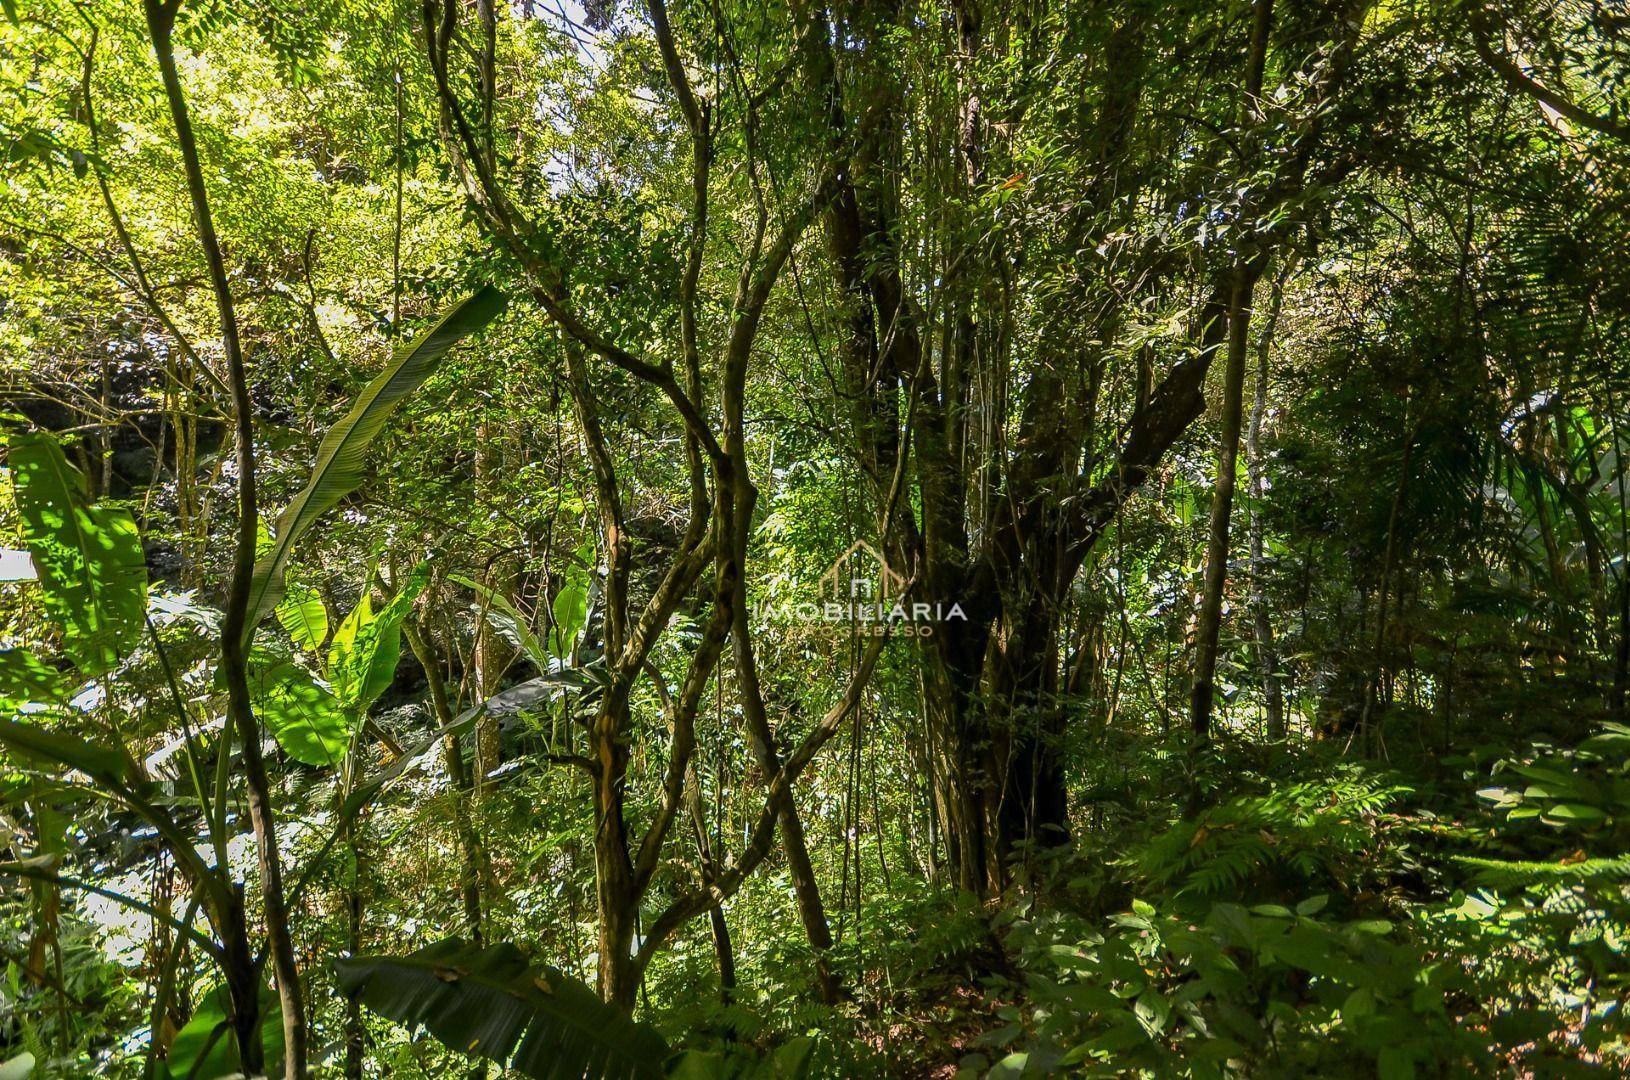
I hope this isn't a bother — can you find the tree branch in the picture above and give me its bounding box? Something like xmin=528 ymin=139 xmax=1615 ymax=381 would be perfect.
xmin=1469 ymin=7 xmax=1630 ymax=145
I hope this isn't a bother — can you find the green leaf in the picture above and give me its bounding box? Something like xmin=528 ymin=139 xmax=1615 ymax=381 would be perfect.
xmin=988 ymin=1052 xmax=1029 ymax=1078
xmin=276 ymin=584 xmax=329 ymax=651
xmin=0 ymin=649 xmax=66 ymax=705
xmin=8 ymin=433 xmax=147 ymax=676
xmin=1342 ymin=986 xmax=1375 ymax=1019
xmin=1294 ymin=894 xmax=1329 ymax=916
xmin=666 ymin=1051 xmax=733 ymax=1080
xmin=550 ymin=584 xmax=588 ymax=659
xmin=0 ymin=716 xmax=131 ymax=784
xmin=1510 ymin=764 xmax=1576 ymax=789
xmin=1133 ymin=990 xmax=1171 ymax=1035
xmin=334 ymin=938 xmax=668 ymax=1080
xmin=328 ymin=565 xmax=428 ymax=715
xmin=161 ymin=983 xmax=283 ymax=1080
xmin=1542 ymin=803 xmax=1606 ymax=824
xmin=1377 ymin=1045 xmax=1416 ymax=1080
xmin=1456 ymin=853 xmax=1630 ymax=887
xmin=248 ymin=656 xmax=349 ymax=767
xmin=327 ymin=589 xmax=371 ymax=699
xmin=1348 ymin=919 xmax=1394 ymax=935
xmin=243 ymin=287 xmax=504 ymax=645
xmin=768 ymin=1038 xmax=815 ymax=1077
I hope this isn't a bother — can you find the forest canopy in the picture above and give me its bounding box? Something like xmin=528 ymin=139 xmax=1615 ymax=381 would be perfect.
xmin=1 ymin=0 xmax=1628 ymax=1076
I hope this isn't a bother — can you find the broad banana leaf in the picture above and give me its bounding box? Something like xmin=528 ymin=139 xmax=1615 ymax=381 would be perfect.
xmin=214 ymin=648 xmax=349 ymax=766
xmin=250 ymin=656 xmax=349 ymax=767
xmin=244 ymin=286 xmax=504 ymax=644
xmin=7 ymin=433 xmax=147 ymax=676
xmin=159 ymin=983 xmax=283 ymax=1080
xmin=0 ymin=649 xmax=66 ymax=706
xmin=551 ymin=584 xmax=589 ymax=659
xmin=275 ymin=582 xmax=329 ymax=652
xmin=0 ymin=715 xmax=132 ymax=784
xmin=328 ymin=563 xmax=428 ymax=715
xmin=334 ymin=938 xmax=668 ymax=1080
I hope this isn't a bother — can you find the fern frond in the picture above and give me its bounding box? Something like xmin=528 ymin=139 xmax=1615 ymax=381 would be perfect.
xmin=1455 ymin=855 xmax=1630 ymax=890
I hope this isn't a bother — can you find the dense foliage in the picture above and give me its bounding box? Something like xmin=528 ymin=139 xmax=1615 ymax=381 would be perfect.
xmin=1 ymin=0 xmax=1627 ymax=1075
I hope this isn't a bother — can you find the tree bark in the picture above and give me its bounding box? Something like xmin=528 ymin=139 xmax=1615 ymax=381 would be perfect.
xmin=589 ymin=678 xmax=642 ymax=1008
xmin=1190 ymin=269 xmax=1256 ymax=737
xmin=732 ymin=596 xmax=843 ymax=1001
xmin=471 ymin=451 xmax=515 ymax=795
xmin=1190 ymin=0 xmax=1275 ymax=739
xmin=342 ymin=847 xmax=364 ymax=1080
xmin=1246 ymin=269 xmax=1289 ymax=739
xmin=686 ymin=787 xmax=735 ymax=1004
xmin=218 ymin=888 xmax=266 ymax=1076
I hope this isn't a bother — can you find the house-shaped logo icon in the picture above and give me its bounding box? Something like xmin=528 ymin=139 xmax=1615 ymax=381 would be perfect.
xmin=818 ymin=540 xmax=907 ymax=601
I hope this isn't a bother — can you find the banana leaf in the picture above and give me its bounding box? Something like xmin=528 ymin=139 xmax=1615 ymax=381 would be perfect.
xmin=328 ymin=563 xmax=429 ymax=716
xmin=7 ymin=432 xmax=147 ymax=676
xmin=250 ymin=656 xmax=349 ymax=767
xmin=334 ymin=938 xmax=668 ymax=1080
xmin=0 ymin=648 xmax=67 ymax=706
xmin=275 ymin=582 xmax=329 ymax=652
xmin=159 ymin=983 xmax=283 ymax=1080
xmin=244 ymin=286 xmax=504 ymax=644
xmin=0 ymin=715 xmax=132 ymax=784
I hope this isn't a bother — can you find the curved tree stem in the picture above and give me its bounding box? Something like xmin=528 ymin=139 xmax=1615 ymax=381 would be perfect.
xmin=142 ymin=2 xmax=307 ymax=1075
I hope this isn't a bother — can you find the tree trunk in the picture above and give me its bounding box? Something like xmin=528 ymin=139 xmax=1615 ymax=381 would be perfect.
xmin=145 ymin=3 xmax=307 ymax=1071
xmin=687 ymin=800 xmax=735 ymax=1004
xmin=342 ymin=848 xmax=364 ymax=1080
xmin=991 ymin=585 xmax=1070 ymax=870
xmin=594 ymin=847 xmax=640 ymax=1009
xmin=472 ymin=553 xmax=515 ymax=792
xmin=472 ymin=419 xmax=515 ymax=795
xmin=590 ymin=692 xmax=641 ymax=1009
xmin=1246 ymin=269 xmax=1288 ymax=739
xmin=218 ymin=887 xmax=266 ymax=1075
xmin=220 ymin=651 xmax=307 ymax=1078
xmin=921 ymin=619 xmax=998 ymax=895
xmin=1190 ymin=270 xmax=1256 ymax=736
xmin=732 ymin=582 xmax=843 ymax=1001
xmin=1190 ymin=0 xmax=1275 ymax=739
